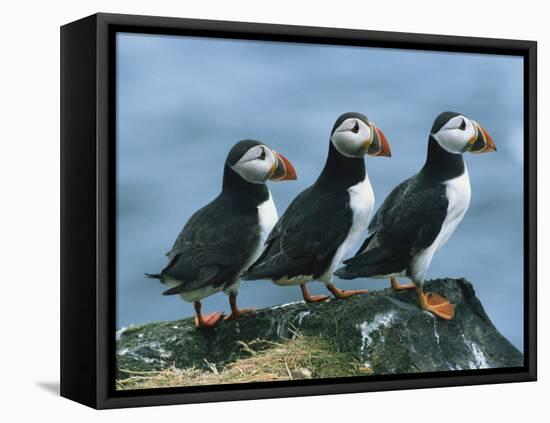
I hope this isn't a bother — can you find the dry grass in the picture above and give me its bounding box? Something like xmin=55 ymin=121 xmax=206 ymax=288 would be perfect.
xmin=117 ymin=334 xmax=369 ymax=390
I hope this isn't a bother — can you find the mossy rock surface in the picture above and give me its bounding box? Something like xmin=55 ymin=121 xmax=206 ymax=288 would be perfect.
xmin=116 ymin=278 xmax=523 ymax=379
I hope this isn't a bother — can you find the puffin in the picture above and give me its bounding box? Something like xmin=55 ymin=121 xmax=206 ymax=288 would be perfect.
xmin=242 ymin=112 xmax=391 ymax=302
xmin=146 ymin=140 xmax=297 ymax=328
xmin=334 ymin=111 xmax=496 ymax=320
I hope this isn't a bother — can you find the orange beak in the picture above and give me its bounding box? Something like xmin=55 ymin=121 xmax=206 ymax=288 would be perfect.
xmin=374 ymin=127 xmax=392 ymax=157
xmin=470 ymin=122 xmax=497 ymax=154
xmin=367 ymin=125 xmax=391 ymax=157
xmin=480 ymin=126 xmax=497 ymax=152
xmin=270 ymin=152 xmax=297 ymax=181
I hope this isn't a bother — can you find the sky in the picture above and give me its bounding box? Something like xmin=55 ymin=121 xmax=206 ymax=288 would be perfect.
xmin=116 ymin=32 xmax=524 ymax=350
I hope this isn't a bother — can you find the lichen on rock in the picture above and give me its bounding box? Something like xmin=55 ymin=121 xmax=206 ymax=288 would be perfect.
xmin=116 ymin=278 xmax=523 ymax=387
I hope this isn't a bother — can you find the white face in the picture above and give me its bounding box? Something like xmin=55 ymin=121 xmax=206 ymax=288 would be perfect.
xmin=432 ymin=115 xmax=477 ymax=154
xmin=330 ymin=118 xmax=372 ymax=158
xmin=231 ymin=145 xmax=277 ymax=184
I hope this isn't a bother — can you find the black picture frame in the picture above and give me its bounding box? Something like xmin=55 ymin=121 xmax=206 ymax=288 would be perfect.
xmin=60 ymin=12 xmax=537 ymax=409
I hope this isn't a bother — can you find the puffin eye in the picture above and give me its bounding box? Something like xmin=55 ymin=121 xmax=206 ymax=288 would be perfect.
xmin=259 ymin=149 xmax=266 ymax=160
xmin=351 ymin=121 xmax=360 ymax=134
xmin=459 ymin=119 xmax=466 ymax=131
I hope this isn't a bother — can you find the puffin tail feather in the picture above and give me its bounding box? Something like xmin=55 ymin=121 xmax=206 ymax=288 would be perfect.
xmin=334 ymin=263 xmax=379 ymax=280
xmin=162 ymin=284 xmax=186 ymax=296
xmin=240 ymin=260 xmax=267 ymax=280
xmin=145 ymin=273 xmax=162 ymax=279
xmin=240 ymin=270 xmax=258 ymax=281
xmin=334 ymin=265 xmax=358 ymax=280
xmin=241 ymin=264 xmax=276 ymax=281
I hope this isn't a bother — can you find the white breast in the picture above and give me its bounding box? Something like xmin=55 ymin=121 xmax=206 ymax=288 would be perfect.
xmin=410 ymin=168 xmax=471 ymax=282
xmin=320 ymin=175 xmax=375 ymax=283
xmin=437 ymin=167 xmax=471 ymax=250
xmin=257 ymin=191 xmax=279 ymax=245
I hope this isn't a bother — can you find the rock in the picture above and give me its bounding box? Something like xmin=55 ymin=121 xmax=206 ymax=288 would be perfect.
xmin=116 ymin=278 xmax=523 ymax=378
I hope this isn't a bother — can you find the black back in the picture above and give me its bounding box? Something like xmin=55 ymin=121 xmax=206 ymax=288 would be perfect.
xmin=153 ymin=141 xmax=270 ymax=294
xmin=335 ymin=173 xmax=448 ymax=280
xmin=334 ymin=112 xmax=468 ymax=280
xmin=243 ymin=113 xmax=369 ymax=281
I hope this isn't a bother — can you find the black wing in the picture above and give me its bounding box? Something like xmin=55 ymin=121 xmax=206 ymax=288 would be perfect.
xmin=335 ymin=175 xmax=448 ymax=279
xmin=243 ymin=185 xmax=352 ymax=280
xmin=368 ymin=176 xmax=414 ymax=233
xmin=159 ymin=194 xmax=259 ymax=294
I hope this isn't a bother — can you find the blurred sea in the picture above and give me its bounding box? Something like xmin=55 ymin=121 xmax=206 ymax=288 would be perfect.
xmin=116 ymin=33 xmax=524 ymax=350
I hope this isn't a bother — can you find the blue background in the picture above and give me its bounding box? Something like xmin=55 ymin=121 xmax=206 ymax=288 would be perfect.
xmin=116 ymin=33 xmax=524 ymax=350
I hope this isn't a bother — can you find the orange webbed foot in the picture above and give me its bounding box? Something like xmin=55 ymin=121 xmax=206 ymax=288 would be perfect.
xmin=418 ymin=289 xmax=455 ymax=320
xmin=195 ymin=311 xmax=225 ymax=328
xmin=224 ymin=307 xmax=256 ymax=321
xmin=390 ymin=277 xmax=416 ymax=291
xmin=327 ymin=284 xmax=369 ymax=299
xmin=305 ymin=294 xmax=330 ymax=303
xmin=300 ymin=284 xmax=330 ymax=303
